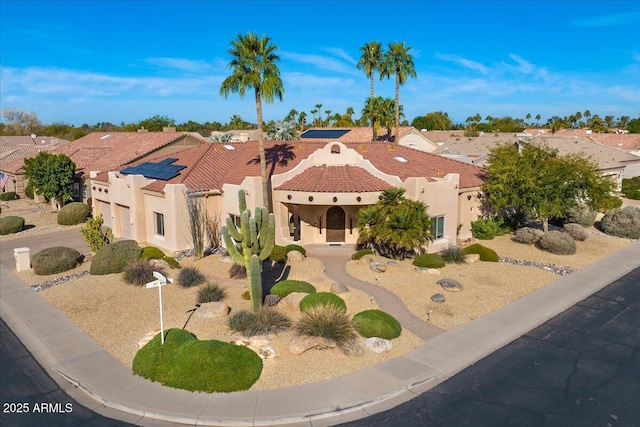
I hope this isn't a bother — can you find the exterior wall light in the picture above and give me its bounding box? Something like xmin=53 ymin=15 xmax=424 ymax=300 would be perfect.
xmin=357 ymin=196 xmax=362 ymax=202
xmin=308 ymin=196 xmax=313 ymax=202
xmin=333 ymin=196 xmax=338 ymax=202
xmin=287 ymin=194 xmax=292 ymax=200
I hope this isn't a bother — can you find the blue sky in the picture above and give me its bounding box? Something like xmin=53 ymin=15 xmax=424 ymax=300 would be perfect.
xmin=1 ymin=0 xmax=639 ymax=127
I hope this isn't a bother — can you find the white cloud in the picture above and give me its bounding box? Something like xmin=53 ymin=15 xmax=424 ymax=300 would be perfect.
xmin=144 ymin=57 xmax=213 ymax=73
xmin=320 ymin=47 xmax=357 ymax=65
xmin=434 ymin=53 xmax=489 ymax=75
xmin=572 ymin=11 xmax=640 ymax=27
xmin=280 ymin=51 xmax=360 ymax=75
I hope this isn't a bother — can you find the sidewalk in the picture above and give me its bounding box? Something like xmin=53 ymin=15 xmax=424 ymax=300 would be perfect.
xmin=1 ymin=240 xmax=639 ymax=426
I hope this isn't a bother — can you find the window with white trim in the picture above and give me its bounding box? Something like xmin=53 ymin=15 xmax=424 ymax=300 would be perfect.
xmin=154 ymin=212 xmax=165 ymax=236
xmin=432 ymin=215 xmax=445 ymax=239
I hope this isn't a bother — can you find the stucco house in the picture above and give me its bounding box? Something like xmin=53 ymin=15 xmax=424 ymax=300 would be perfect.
xmin=1 ymin=130 xmax=208 ymax=204
xmin=300 ymin=127 xmax=440 ymax=153
xmin=90 ymin=140 xmax=485 ymax=255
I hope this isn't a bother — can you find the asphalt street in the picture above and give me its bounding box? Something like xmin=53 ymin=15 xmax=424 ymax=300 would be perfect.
xmin=342 ymin=266 xmax=640 ymax=426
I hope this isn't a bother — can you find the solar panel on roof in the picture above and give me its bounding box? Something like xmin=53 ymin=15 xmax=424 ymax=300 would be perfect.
xmin=301 ymin=129 xmax=350 ymax=139
xmin=120 ymin=158 xmax=186 ymax=181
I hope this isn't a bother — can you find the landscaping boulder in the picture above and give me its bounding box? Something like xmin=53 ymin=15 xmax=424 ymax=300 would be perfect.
xmin=278 ymin=292 xmax=307 ymax=312
xmin=220 ymin=255 xmax=235 ymax=263
xmin=286 ymin=250 xmax=305 ymax=262
xmin=363 ymin=337 xmax=393 ymax=354
xmin=149 ymin=258 xmax=171 ymax=270
xmin=197 ymin=302 xmax=230 ymax=318
xmin=415 ymin=267 xmax=440 ymax=275
xmin=464 ymin=254 xmax=480 ymax=263
xmin=369 ymin=261 xmax=387 ymax=273
xmin=387 ymin=260 xmax=399 ymax=267
xmin=288 ymin=336 xmax=335 ymax=355
xmin=438 ymin=278 xmax=464 ymax=292
xmin=431 ymin=293 xmax=446 ymax=303
xmin=331 ymin=282 xmax=350 ymax=294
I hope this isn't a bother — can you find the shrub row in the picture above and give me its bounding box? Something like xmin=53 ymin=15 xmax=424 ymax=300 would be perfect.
xmin=0 ymin=215 xmax=24 ymax=235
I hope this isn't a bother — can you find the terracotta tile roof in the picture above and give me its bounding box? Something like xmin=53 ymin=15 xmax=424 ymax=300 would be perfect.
xmin=523 ymin=129 xmax=640 ymax=151
xmin=120 ymin=140 xmax=485 ymax=193
xmin=300 ymin=126 xmax=418 ymax=142
xmin=0 ymin=136 xmax=70 ymax=147
xmin=275 ymin=165 xmax=392 ymax=192
xmin=0 ymin=137 xmax=70 ymax=165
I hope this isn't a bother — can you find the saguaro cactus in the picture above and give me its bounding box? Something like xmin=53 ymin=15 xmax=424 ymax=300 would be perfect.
xmin=221 ymin=190 xmax=275 ymax=311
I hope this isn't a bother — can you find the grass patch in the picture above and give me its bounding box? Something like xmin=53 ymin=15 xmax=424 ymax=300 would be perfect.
xmin=352 ymin=309 xmax=402 ymax=340
xmin=412 ymin=253 xmax=445 ymax=268
xmin=462 ymin=243 xmax=499 ymax=262
xmin=270 ymin=280 xmax=317 ymax=298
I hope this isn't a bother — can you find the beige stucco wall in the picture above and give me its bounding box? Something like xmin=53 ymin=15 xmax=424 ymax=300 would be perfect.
xmin=398 ymin=131 xmax=438 ymax=152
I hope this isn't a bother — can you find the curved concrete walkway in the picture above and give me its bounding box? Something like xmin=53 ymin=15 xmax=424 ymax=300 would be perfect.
xmin=305 ymin=245 xmax=443 ymax=341
xmin=2 ymin=229 xmax=639 ymax=426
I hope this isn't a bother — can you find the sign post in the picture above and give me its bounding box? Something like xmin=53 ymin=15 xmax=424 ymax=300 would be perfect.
xmin=146 ymin=271 xmax=173 ymax=344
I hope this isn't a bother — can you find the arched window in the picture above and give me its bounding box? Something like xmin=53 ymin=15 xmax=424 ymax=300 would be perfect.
xmin=330 ymin=144 xmax=340 ymax=154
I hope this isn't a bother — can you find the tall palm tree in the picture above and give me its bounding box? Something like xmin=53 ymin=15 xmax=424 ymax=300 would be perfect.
xmin=310 ymin=109 xmax=317 ymax=126
xmin=297 ymin=111 xmax=307 ymax=131
xmin=361 ymin=96 xmax=383 ymax=141
xmin=381 ymin=42 xmax=417 ymax=143
xmin=315 ymin=103 xmax=323 ymax=126
xmin=324 ymin=109 xmax=332 ymax=127
xmin=220 ymin=32 xmax=284 ymax=212
xmin=357 ymin=41 xmax=383 ymax=99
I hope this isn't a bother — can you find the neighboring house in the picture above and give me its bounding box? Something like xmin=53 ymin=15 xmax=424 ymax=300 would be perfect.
xmin=1 ymin=130 xmax=208 ymax=203
xmin=0 ymin=135 xmax=70 ymax=196
xmin=419 ymin=130 xmax=465 ymax=147
xmin=209 ymin=129 xmax=262 ymax=142
xmin=300 ymin=127 xmax=440 ymax=152
xmin=434 ymin=133 xmax=640 ymax=188
xmin=90 ymin=140 xmax=485 ymax=255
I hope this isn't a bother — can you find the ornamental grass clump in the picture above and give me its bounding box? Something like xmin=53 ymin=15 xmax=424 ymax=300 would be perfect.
xmin=123 ymin=260 xmax=164 ymax=286
xmin=563 ymin=223 xmax=589 ymax=241
xmin=351 ymin=249 xmax=373 ymax=260
xmin=352 ymin=309 xmax=402 ymax=340
xmin=299 ymin=292 xmax=347 ymax=313
xmin=600 ymin=207 xmax=640 ymax=239
xmin=31 ymin=247 xmax=82 ymax=275
xmin=196 ymin=282 xmax=227 ymax=304
xmin=294 ymin=305 xmax=357 ymax=352
xmin=535 ymin=231 xmax=577 ymax=255
xmin=177 ymin=267 xmax=206 ymax=288
xmin=513 ymin=227 xmax=544 ymax=245
xmin=439 ymin=246 xmax=467 ymax=264
xmin=228 ymin=308 xmax=291 ymax=336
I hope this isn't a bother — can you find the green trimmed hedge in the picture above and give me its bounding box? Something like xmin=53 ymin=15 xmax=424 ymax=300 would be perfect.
xmin=285 ymin=244 xmax=306 ymax=256
xmin=25 ymin=185 xmax=34 ymax=199
xmin=132 ymin=328 xmax=262 ymax=393
xmin=270 ymin=280 xmax=317 ymax=298
xmin=269 ymin=245 xmax=287 ymax=263
xmin=352 ymin=310 xmax=402 ymax=340
xmin=412 ymin=253 xmax=445 ymax=268
xmin=0 ymin=215 xmax=24 ymax=235
xmin=462 ymin=243 xmax=499 ymax=262
xmin=139 ymin=246 xmax=165 ymax=261
xmin=0 ymin=192 xmax=17 ymax=201
xmin=90 ymin=240 xmax=142 ymax=275
xmin=299 ymin=292 xmax=347 ymax=313
xmin=351 ymin=249 xmax=373 ymax=260
xmin=32 ymin=247 xmax=82 ymax=275
xmin=57 ymin=202 xmax=91 ymax=225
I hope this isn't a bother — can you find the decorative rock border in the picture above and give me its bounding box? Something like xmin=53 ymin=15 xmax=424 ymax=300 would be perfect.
xmin=499 ymin=257 xmax=576 ymax=276
xmin=32 ymin=271 xmax=90 ymax=292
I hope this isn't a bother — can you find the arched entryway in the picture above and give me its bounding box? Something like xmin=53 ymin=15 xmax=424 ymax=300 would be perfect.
xmin=326 ymin=206 xmax=345 ymax=242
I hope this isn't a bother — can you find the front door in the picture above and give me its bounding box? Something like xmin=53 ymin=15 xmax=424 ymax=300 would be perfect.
xmin=326 ymin=206 xmax=345 ymax=242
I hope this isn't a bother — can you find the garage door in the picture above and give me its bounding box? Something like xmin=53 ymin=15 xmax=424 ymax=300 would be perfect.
xmin=98 ymin=201 xmax=112 ymax=229
xmin=117 ymin=204 xmax=131 ymax=238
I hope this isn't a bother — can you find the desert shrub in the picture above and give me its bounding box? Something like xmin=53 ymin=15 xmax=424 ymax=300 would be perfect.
xmin=622 ymin=177 xmax=640 ymax=200
xmin=0 ymin=192 xmax=17 ymax=201
xmin=162 ymin=256 xmax=180 ymax=269
xmin=565 ymin=205 xmax=598 ymax=227
xmin=80 ymin=214 xmax=113 ymax=252
xmin=123 ymin=260 xmax=165 ymax=286
xmin=439 ymin=246 xmax=467 ymax=264
xmin=563 ymin=223 xmax=589 ymax=241
xmin=90 ymin=240 xmax=141 ymax=275
xmin=536 ymin=231 xmax=577 ymax=255
xmin=132 ymin=328 xmax=262 ymax=393
xmin=31 ymin=247 xmax=82 ymax=275
xmin=269 ymin=245 xmax=288 ymax=263
xmin=299 ymin=292 xmax=347 ymax=313
xmin=294 ymin=305 xmax=357 ymax=351
xmin=228 ymin=308 xmax=292 ymax=336
xmin=0 ymin=215 xmax=24 ymax=235
xmin=285 ymin=244 xmax=306 ymax=256
xmin=352 ymin=309 xmax=402 ymax=340
xmin=412 ymin=253 xmax=445 ymax=268
xmin=270 ymin=280 xmax=317 ymax=298
xmin=351 ymin=249 xmax=374 ymax=260
xmin=470 ymin=217 xmax=510 ymax=240
xmin=196 ymin=282 xmax=227 ymax=304
xmin=600 ymin=207 xmax=640 ymax=239
xmin=462 ymin=243 xmax=499 ymax=262
xmin=241 ymin=290 xmax=251 ymax=300
xmin=139 ymin=246 xmax=165 ymax=261
xmin=229 ymin=263 xmax=246 ymax=279
xmin=177 ymin=267 xmax=206 ymax=288
xmin=57 ymin=202 xmax=91 ymax=225
xmin=513 ymin=227 xmax=544 ymax=244
xmin=24 ymin=185 xmax=34 ymax=199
